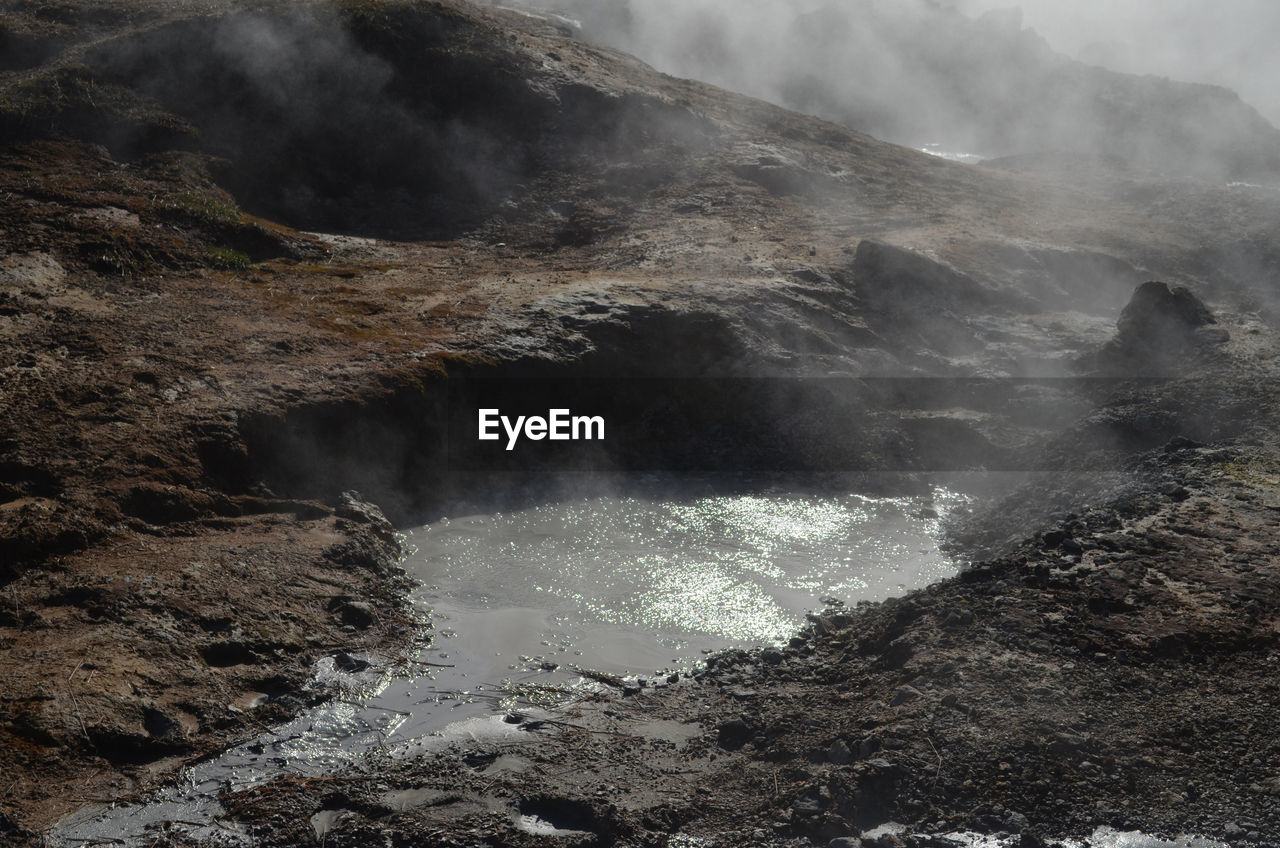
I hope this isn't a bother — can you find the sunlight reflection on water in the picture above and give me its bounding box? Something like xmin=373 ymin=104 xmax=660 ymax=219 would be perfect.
xmin=406 ymin=484 xmax=969 ymax=662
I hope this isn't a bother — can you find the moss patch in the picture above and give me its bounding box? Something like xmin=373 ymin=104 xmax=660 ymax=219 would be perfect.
xmin=205 ymin=245 xmax=252 ymax=271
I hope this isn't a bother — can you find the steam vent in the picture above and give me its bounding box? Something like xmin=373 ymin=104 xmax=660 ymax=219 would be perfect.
xmin=3 ymin=0 xmax=1280 ymax=845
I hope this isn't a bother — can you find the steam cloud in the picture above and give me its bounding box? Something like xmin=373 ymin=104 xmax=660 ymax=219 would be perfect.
xmin=530 ymin=0 xmax=1280 ymax=179
xmin=87 ymin=7 xmax=547 ymax=238
xmin=954 ymin=0 xmax=1280 ymax=127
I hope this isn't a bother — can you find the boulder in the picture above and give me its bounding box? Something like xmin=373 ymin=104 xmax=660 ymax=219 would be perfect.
xmin=1082 ymin=281 xmax=1224 ymax=373
xmin=1115 ymin=281 xmax=1216 ymax=348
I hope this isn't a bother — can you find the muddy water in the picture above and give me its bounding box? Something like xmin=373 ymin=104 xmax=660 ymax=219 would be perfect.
xmin=52 ymin=479 xmax=967 ymax=844
xmin=406 ymin=483 xmax=967 ymax=702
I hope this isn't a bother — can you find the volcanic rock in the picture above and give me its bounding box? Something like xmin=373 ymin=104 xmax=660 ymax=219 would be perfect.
xmin=1082 ymin=281 xmax=1226 ymax=373
xmin=1116 ymin=281 xmax=1216 ymax=345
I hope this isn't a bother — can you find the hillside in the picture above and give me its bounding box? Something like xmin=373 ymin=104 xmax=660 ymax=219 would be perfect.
xmin=544 ymin=0 xmax=1280 ymax=180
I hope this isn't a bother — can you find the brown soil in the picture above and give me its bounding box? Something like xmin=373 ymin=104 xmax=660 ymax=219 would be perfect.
xmin=2 ymin=0 xmax=1280 ymax=844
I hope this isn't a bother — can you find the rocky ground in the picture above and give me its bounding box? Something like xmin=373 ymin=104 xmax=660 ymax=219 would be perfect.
xmin=2 ymin=0 xmax=1280 ymax=844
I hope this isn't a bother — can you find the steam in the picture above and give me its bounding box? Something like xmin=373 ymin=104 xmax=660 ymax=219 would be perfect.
xmin=530 ymin=0 xmax=1280 ymax=179
xmin=954 ymin=0 xmax=1280 ymax=127
xmin=86 ymin=6 xmax=544 ymax=238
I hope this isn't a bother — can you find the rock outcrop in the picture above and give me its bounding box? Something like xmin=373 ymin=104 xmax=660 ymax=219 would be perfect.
xmin=1084 ymin=281 xmax=1228 ymax=372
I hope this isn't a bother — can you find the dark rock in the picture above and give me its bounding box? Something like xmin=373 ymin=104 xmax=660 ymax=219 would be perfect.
xmin=806 ymin=612 xmax=833 ymax=636
xmin=717 ymin=718 xmax=753 ymax=750
xmin=1004 ymin=810 xmax=1029 ymax=833
xmin=828 ymin=739 xmax=853 ymax=765
xmin=878 ymin=636 xmax=914 ymax=669
xmin=853 ymin=240 xmax=1004 ymax=314
xmin=851 ymin=240 xmax=1009 ymax=356
xmin=333 ymin=652 xmax=370 ymax=673
xmin=1081 ymin=281 xmax=1223 ymax=373
xmin=202 ymin=640 xmax=257 ymax=667
xmin=336 ymin=491 xmax=397 ymax=544
xmin=338 ymin=600 xmax=375 ymax=629
xmin=889 ymin=685 xmax=922 ymax=707
xmin=1048 ymin=731 xmax=1087 ymax=754
xmin=731 ymin=157 xmax=835 ymax=197
xmin=1164 ymin=436 xmax=1205 ymax=453
xmin=323 ymin=510 xmax=402 ymax=574
xmin=1118 ymin=281 xmax=1215 ymax=339
xmin=193 ymin=419 xmax=252 ymax=491
xmin=1041 ymin=529 xmax=1066 ymax=547
xmin=791 ymin=787 xmax=829 ymax=816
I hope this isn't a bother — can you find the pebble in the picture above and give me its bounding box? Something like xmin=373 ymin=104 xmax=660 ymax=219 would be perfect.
xmin=333 ymin=651 xmax=370 ymax=673
xmin=717 ymin=718 xmax=752 ymax=749
xmin=889 ymin=685 xmax=921 ymax=707
xmin=1004 ymin=811 xmax=1029 ymax=833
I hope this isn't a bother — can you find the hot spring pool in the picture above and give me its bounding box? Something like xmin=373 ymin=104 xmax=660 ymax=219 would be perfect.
xmin=405 ymin=482 xmax=969 ymax=693
xmin=51 ymin=478 xmax=970 ymax=844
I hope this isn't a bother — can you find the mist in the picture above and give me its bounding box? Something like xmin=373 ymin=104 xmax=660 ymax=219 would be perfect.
xmin=955 ymin=0 xmax=1280 ymax=127
xmin=530 ymin=0 xmax=1280 ymax=179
